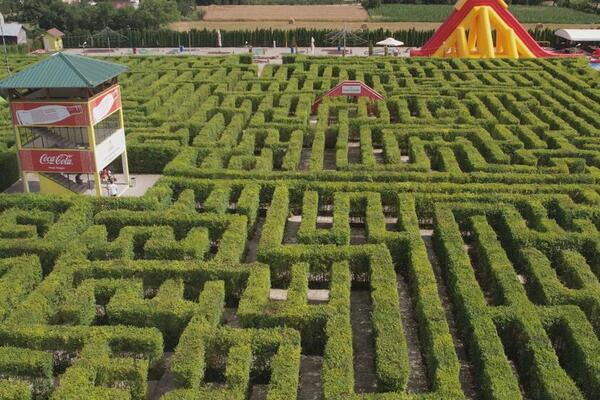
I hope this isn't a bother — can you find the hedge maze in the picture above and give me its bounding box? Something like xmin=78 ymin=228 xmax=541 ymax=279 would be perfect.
xmin=1 ymin=54 xmax=600 ymax=399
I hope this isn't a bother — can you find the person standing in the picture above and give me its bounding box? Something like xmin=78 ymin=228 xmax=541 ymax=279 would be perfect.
xmin=109 ymin=181 xmax=118 ymax=197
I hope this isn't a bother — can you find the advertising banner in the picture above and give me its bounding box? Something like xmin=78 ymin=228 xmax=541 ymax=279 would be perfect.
xmin=19 ymin=149 xmax=96 ymax=173
xmin=10 ymin=86 xmax=122 ymax=127
xmin=95 ymin=128 xmax=126 ymax=170
xmin=11 ymin=102 xmax=89 ymax=126
xmin=91 ymin=86 xmax=121 ymax=124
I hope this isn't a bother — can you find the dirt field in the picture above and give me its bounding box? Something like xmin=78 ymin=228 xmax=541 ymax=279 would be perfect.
xmin=170 ymin=20 xmax=592 ymax=32
xmin=200 ymin=4 xmax=368 ymax=21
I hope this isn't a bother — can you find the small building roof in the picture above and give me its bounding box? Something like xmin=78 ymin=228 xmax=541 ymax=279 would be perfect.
xmin=45 ymin=28 xmax=64 ymax=38
xmin=555 ymin=29 xmax=600 ymax=42
xmin=1 ymin=23 xmax=24 ymax=38
xmin=0 ymin=52 xmax=128 ymax=89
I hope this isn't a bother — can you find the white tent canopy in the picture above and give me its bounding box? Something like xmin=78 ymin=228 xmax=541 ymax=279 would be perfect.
xmin=555 ymin=29 xmax=600 ymax=42
xmin=376 ymin=37 xmax=404 ymax=47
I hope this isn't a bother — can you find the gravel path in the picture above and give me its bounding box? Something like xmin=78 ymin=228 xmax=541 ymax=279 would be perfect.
xmin=351 ymin=291 xmax=378 ymax=393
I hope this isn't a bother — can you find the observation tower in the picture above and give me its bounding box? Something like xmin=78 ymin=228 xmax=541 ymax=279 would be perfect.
xmin=0 ymin=53 xmax=129 ymax=196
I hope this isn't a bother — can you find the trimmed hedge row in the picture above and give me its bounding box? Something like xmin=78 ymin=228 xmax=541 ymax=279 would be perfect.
xmin=0 ymin=150 xmax=18 ymax=192
xmin=431 ymin=199 xmax=600 ymax=399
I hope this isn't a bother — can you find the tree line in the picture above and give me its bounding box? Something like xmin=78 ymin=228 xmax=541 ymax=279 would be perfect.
xmin=0 ymin=0 xmax=192 ymax=35
xmin=61 ymin=27 xmax=558 ymax=49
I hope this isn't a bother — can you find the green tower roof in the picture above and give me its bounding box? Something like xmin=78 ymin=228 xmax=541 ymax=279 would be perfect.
xmin=0 ymin=52 xmax=128 ymax=89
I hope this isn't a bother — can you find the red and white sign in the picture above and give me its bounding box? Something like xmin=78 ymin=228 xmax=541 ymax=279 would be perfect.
xmin=19 ymin=149 xmax=95 ymax=173
xmin=10 ymin=86 xmax=122 ymax=127
xmin=91 ymin=86 xmax=121 ymax=124
xmin=11 ymin=102 xmax=89 ymax=126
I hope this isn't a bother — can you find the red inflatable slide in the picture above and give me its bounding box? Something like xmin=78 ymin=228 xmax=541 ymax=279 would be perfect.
xmin=411 ymin=0 xmax=568 ymax=58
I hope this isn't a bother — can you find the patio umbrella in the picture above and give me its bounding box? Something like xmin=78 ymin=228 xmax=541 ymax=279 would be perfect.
xmin=376 ymin=37 xmax=403 ymax=56
xmin=376 ymin=37 xmax=404 ymax=47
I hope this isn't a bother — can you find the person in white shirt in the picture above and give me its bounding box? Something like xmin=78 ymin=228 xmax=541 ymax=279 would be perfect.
xmin=109 ymin=182 xmax=118 ymax=197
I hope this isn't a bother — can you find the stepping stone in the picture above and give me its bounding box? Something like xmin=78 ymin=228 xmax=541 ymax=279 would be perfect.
xmin=307 ymin=289 xmax=329 ymax=303
xmin=288 ymin=215 xmax=302 ymax=222
xmin=270 ymin=289 xmax=288 ymax=301
xmin=316 ymin=216 xmax=333 ymax=224
xmin=419 ymin=229 xmax=434 ymax=237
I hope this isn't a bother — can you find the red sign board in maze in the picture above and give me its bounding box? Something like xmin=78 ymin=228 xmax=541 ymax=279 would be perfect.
xmin=19 ymin=149 xmax=96 ymax=173
xmin=311 ymin=80 xmax=384 ymax=113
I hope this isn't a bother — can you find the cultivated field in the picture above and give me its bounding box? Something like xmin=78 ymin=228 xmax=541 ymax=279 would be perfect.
xmin=201 ymin=4 xmax=368 ymax=21
xmin=170 ymin=20 xmax=443 ymax=31
xmin=1 ymin=55 xmax=600 ymax=399
xmin=169 ymin=20 xmax=594 ymax=31
xmin=171 ymin=3 xmax=600 ymax=31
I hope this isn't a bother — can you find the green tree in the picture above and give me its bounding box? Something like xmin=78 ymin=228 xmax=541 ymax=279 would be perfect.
xmin=361 ymin=0 xmax=381 ymax=10
xmin=19 ymin=0 xmax=67 ymax=28
xmin=176 ymin=0 xmax=195 ymax=17
xmin=0 ymin=0 xmax=23 ymax=18
xmin=139 ymin=0 xmax=181 ymax=26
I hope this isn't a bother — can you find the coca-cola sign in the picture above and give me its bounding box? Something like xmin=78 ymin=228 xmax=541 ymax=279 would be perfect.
xmin=19 ymin=149 xmax=95 ymax=173
xmin=39 ymin=153 xmax=74 ymax=166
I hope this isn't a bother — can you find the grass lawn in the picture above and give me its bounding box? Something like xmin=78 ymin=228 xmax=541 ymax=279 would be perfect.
xmin=368 ymin=4 xmax=600 ymax=24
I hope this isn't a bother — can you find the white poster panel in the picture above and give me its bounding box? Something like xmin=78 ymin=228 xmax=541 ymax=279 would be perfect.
xmin=341 ymin=85 xmax=362 ymax=95
xmin=95 ymin=128 xmax=126 ymax=170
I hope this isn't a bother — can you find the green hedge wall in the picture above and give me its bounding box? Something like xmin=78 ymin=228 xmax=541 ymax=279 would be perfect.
xmin=0 ymin=150 xmax=18 ymax=192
